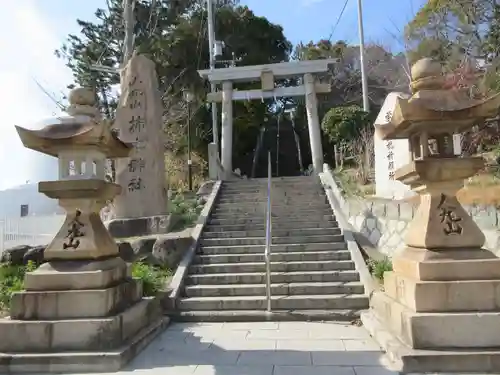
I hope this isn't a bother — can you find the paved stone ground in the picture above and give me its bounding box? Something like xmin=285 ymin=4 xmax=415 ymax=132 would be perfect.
xmin=92 ymin=321 xmax=397 ymax=375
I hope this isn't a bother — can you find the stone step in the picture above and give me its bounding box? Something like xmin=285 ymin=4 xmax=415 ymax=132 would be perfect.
xmin=198 ymin=242 xmax=347 ymax=255
xmin=210 ymin=211 xmax=334 ymax=220
xmin=202 ymin=227 xmax=341 ymax=239
xmin=217 ymin=194 xmax=327 ymax=203
xmin=208 ymin=216 xmax=336 ymax=226
xmin=213 ymin=203 xmax=331 ymax=211
xmin=216 ymin=200 xmax=327 ymax=206
xmin=218 ymin=190 xmax=325 ymax=201
xmin=204 ymin=221 xmax=338 ymax=232
xmin=223 ymin=181 xmax=317 ymax=187
xmin=184 ymin=281 xmax=365 ymax=297
xmin=218 ymin=189 xmax=325 ymax=195
xmin=171 ymin=309 xmax=362 ymax=322
xmin=224 ymin=177 xmax=316 ymax=183
xmin=186 ymin=269 xmax=360 ymax=285
xmin=200 ymin=234 xmax=344 ymax=247
xmin=219 ymin=185 xmax=322 ymax=192
xmin=221 ymin=180 xmax=318 ymax=187
xmin=194 ymin=250 xmax=352 ymax=264
xmin=176 ymin=294 xmax=369 ymax=311
xmin=189 ymin=260 xmax=355 ymax=274
xmin=219 ymin=189 xmax=323 ymax=196
xmin=212 ymin=202 xmax=332 ymax=214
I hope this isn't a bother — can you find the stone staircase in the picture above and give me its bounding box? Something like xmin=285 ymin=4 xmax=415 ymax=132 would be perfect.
xmin=173 ymin=176 xmax=369 ymax=321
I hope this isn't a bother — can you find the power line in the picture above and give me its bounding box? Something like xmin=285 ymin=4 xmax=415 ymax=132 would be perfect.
xmin=31 ymin=77 xmax=66 ymax=111
xmin=196 ymin=9 xmax=208 ymax=69
xmin=146 ymin=0 xmax=159 ymax=36
xmin=328 ymin=0 xmax=350 ymax=41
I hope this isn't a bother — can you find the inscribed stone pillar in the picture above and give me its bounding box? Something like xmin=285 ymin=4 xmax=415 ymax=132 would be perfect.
xmin=373 ymin=92 xmax=414 ymax=200
xmin=221 ymin=81 xmax=233 ymax=177
xmin=304 ymin=73 xmax=324 ymax=173
xmin=109 ymin=53 xmax=168 ymax=236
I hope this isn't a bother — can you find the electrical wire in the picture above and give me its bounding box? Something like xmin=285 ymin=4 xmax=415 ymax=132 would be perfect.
xmin=146 ymin=0 xmax=159 ymax=36
xmin=195 ymin=9 xmax=208 ymax=70
xmin=328 ymin=0 xmax=350 ymax=41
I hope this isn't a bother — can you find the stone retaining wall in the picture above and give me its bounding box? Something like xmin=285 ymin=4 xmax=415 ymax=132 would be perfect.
xmin=325 ymin=166 xmax=500 ymax=257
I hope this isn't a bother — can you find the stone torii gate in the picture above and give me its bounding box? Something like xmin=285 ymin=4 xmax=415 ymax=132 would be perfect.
xmin=198 ymin=59 xmax=338 ymax=178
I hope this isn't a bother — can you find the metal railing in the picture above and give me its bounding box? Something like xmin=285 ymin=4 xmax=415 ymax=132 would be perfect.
xmin=265 ymin=151 xmax=272 ymax=312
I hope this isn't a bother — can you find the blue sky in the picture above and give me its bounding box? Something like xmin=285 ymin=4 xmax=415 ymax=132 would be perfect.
xmin=0 ymin=0 xmax=424 ymax=191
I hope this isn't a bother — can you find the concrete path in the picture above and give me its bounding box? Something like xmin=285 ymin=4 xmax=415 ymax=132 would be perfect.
xmin=90 ymin=321 xmax=397 ymax=375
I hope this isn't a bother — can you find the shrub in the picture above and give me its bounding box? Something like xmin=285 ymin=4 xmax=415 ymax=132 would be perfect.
xmin=0 ymin=261 xmax=36 ymax=311
xmin=367 ymin=257 xmax=393 ymax=282
xmin=321 ymin=105 xmax=372 ymax=146
xmin=333 ymin=168 xmax=362 ymax=197
xmin=0 ymin=261 xmax=171 ymax=314
xmin=131 ymin=262 xmax=172 ymax=297
xmin=169 ymin=193 xmax=204 ymax=230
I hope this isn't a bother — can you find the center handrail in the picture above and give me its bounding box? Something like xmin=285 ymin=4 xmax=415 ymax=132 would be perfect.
xmin=265 ymin=151 xmax=272 ymax=313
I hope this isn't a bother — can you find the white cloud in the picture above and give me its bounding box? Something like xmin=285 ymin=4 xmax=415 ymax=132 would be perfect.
xmin=0 ymin=1 xmax=73 ymax=190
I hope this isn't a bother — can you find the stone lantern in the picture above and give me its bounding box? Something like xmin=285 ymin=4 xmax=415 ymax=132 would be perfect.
xmin=0 ymin=88 xmax=166 ymax=373
xmin=362 ymin=58 xmax=500 ymax=373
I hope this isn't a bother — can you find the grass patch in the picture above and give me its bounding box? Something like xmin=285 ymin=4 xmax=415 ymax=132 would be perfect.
xmin=333 ymin=167 xmax=375 ymax=197
xmin=367 ymin=257 xmax=393 ymax=282
xmin=169 ymin=192 xmax=204 ymax=230
xmin=0 ymin=261 xmax=36 ymax=313
xmin=0 ymin=261 xmax=171 ymax=315
xmin=131 ymin=262 xmax=172 ymax=296
xmin=333 ymin=168 xmax=363 ymax=197
xmin=337 ymin=165 xmax=500 ymax=205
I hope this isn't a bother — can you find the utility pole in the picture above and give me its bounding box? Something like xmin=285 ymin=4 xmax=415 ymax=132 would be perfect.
xmin=91 ymin=0 xmax=135 ymax=74
xmin=123 ymin=0 xmax=136 ymax=64
xmin=357 ymin=0 xmax=369 ymax=112
xmin=207 ymin=0 xmax=220 ymax=156
xmin=90 ymin=0 xmax=136 ymax=184
xmin=184 ymin=90 xmax=194 ymax=191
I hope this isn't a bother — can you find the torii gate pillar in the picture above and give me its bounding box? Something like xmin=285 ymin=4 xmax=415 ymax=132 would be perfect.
xmin=221 ymin=81 xmax=233 ymax=175
xmin=304 ymin=73 xmax=324 ymax=173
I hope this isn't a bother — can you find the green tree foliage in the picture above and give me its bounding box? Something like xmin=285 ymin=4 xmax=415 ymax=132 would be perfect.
xmin=295 ymin=40 xmax=408 ymax=113
xmin=321 ymin=105 xmax=371 ymax=145
xmin=405 ymin=0 xmax=500 ymax=154
xmin=295 ymin=39 xmax=348 ymax=61
xmin=405 ymin=0 xmax=500 ymax=65
xmin=293 ymin=39 xmax=407 ymax=164
xmin=55 ymin=0 xmax=292 ymax=170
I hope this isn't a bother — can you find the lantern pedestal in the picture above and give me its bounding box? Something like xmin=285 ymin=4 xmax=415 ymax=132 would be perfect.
xmin=40 ymin=179 xmax=122 ymax=260
xmin=0 ymin=179 xmax=167 ymax=373
xmin=362 ymin=158 xmax=500 ymax=373
xmin=0 ymin=259 xmax=167 ymax=372
xmin=396 ymin=157 xmax=486 ymax=249
xmin=362 ymin=58 xmax=500 ymax=373
xmin=0 ymin=88 xmax=167 ymax=373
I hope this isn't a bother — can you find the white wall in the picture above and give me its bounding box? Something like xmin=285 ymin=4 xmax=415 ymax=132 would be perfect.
xmin=0 ymin=183 xmax=60 ymax=218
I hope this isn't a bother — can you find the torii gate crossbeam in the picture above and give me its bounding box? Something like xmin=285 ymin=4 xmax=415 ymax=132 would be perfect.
xmin=198 ymin=59 xmax=338 ymax=178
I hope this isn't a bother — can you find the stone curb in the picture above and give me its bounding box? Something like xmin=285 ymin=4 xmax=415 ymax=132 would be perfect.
xmin=320 ymin=164 xmax=378 ymax=298
xmin=162 ymin=180 xmax=222 ymax=311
